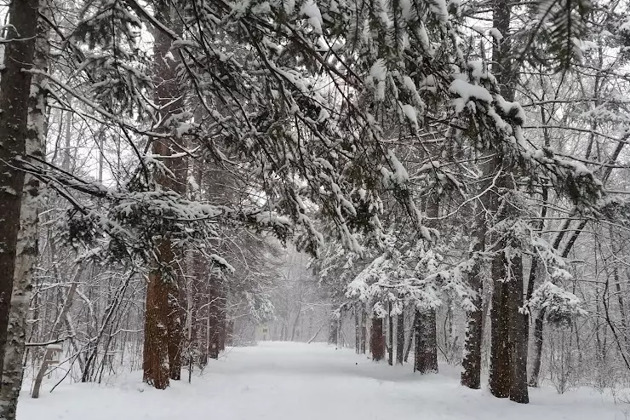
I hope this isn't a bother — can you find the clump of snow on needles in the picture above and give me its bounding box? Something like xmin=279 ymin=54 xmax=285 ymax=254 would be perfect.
xmin=300 ymin=0 xmax=323 ymax=34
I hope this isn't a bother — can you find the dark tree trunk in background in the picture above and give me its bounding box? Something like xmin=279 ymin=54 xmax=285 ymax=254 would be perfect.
xmin=388 ymin=303 xmax=394 ymax=366
xmin=218 ymin=291 xmax=227 ymax=351
xmin=414 ymin=196 xmax=439 ymax=374
xmin=461 ymin=200 xmax=485 ymax=389
xmin=414 ymin=310 xmax=438 ymax=373
xmin=489 ymin=238 xmax=511 ymax=398
xmin=167 ymin=280 xmax=184 ymax=380
xmin=528 ymin=307 xmax=546 ymax=387
xmin=396 ymin=312 xmax=405 ymax=365
xmin=507 ymin=252 xmax=529 ymax=403
xmin=208 ymin=277 xmax=223 ymax=359
xmin=461 ymin=276 xmax=483 ymax=388
xmin=328 ymin=315 xmax=339 ymax=346
xmin=370 ymin=317 xmax=385 ymax=361
xmin=0 ymin=0 xmax=39 ymax=385
xmin=360 ymin=305 xmax=367 ymax=354
xmin=354 ymin=303 xmax=360 ymax=353
xmin=193 ymin=254 xmax=209 ymax=367
xmin=461 ymin=208 xmax=484 ymax=388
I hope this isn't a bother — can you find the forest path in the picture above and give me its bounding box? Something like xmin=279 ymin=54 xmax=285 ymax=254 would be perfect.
xmin=18 ymin=341 xmax=625 ymax=420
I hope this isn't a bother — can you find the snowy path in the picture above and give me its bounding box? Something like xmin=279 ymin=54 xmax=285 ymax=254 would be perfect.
xmin=19 ymin=342 xmax=627 ymax=420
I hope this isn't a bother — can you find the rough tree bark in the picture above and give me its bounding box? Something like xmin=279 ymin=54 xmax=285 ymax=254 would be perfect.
xmin=461 ymin=196 xmax=487 ymax=389
xmin=414 ymin=309 xmax=438 ymax=373
xmin=143 ymin=242 xmax=173 ymax=389
xmin=528 ymin=307 xmax=546 ymax=387
xmin=0 ymin=2 xmax=42 ymax=419
xmin=486 ymin=0 xmax=529 ymax=403
xmin=142 ymin=0 xmax=187 ymax=388
xmin=370 ymin=317 xmax=385 ymax=361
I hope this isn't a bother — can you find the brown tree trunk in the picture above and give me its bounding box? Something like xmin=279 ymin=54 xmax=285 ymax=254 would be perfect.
xmin=370 ymin=317 xmax=385 ymax=361
xmin=142 ymin=0 xmax=187 ymax=388
xmin=143 ymin=242 xmax=172 ymax=389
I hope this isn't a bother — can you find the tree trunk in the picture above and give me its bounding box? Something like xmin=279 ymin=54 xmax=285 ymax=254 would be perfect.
xmin=0 ymin=2 xmax=42 ymax=419
xmin=142 ymin=242 xmax=172 ymax=389
xmin=486 ymin=0 xmax=529 ymax=404
xmin=461 ymin=202 xmax=485 ymax=389
xmin=396 ymin=312 xmax=404 ymax=365
xmin=528 ymin=308 xmax=546 ymax=387
xmin=507 ymin=252 xmax=529 ymax=403
xmin=414 ymin=196 xmax=439 ymax=374
xmin=461 ymin=274 xmax=483 ymax=388
xmin=208 ymin=277 xmax=223 ymax=359
xmin=414 ymin=309 xmax=438 ymax=373
xmin=489 ymin=254 xmax=511 ymax=398
xmin=167 ymin=279 xmax=184 ymax=380
xmin=355 ymin=304 xmax=360 ymax=353
xmin=370 ymin=317 xmax=385 ymax=361
xmin=0 ymin=0 xmax=39 ymax=388
xmin=360 ymin=305 xmax=367 ymax=354
xmin=387 ymin=303 xmax=394 ymax=366
xmin=142 ymin=0 xmax=187 ymax=388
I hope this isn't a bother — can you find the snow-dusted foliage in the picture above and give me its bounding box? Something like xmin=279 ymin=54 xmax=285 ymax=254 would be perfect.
xmin=526 ymin=281 xmax=587 ymax=326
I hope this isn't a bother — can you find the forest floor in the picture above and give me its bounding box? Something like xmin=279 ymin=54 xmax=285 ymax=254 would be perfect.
xmin=17 ymin=341 xmax=629 ymax=420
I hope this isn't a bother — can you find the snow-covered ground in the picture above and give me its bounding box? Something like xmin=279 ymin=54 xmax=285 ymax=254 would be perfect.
xmin=18 ymin=342 xmax=629 ymax=420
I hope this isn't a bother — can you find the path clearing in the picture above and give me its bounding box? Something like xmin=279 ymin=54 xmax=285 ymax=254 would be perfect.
xmin=18 ymin=342 xmax=627 ymax=420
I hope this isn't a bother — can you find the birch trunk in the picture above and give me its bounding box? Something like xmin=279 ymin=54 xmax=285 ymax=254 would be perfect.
xmin=0 ymin=2 xmax=44 ymax=418
xmin=0 ymin=0 xmax=39 ymax=386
